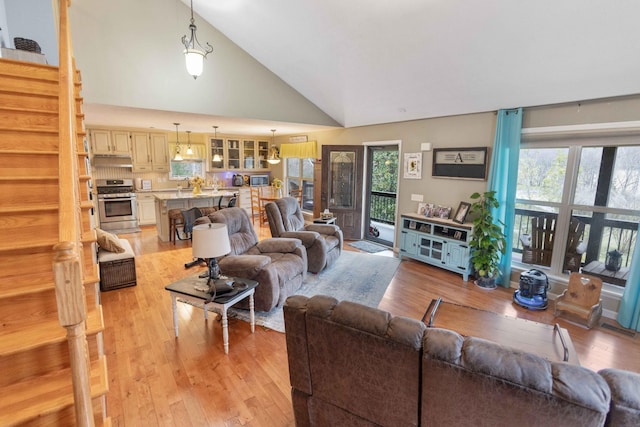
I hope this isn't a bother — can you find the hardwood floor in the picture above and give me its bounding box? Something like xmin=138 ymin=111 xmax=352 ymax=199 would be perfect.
xmin=104 ymin=224 xmax=639 ymax=426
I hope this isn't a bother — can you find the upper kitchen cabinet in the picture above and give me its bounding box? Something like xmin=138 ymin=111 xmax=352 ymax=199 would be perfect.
xmin=90 ymin=129 xmax=131 ymax=156
xmin=132 ymin=132 xmax=169 ymax=172
xmin=209 ymin=137 xmax=225 ymax=171
xmin=257 ymin=140 xmax=269 ymax=169
xmin=227 ymin=138 xmax=241 ymax=170
xmin=243 ymin=139 xmax=256 ymax=169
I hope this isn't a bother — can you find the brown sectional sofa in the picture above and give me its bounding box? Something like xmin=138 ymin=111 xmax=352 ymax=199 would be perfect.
xmin=284 ymin=295 xmax=640 ymax=427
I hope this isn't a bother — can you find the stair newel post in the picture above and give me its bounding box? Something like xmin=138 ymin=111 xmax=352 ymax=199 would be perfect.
xmin=53 ymin=241 xmax=95 ymax=427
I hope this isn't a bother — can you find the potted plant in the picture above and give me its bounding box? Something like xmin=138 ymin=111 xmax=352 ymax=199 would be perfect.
xmin=468 ymin=190 xmax=507 ymax=289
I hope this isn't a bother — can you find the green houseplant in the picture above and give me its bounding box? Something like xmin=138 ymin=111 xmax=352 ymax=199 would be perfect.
xmin=469 ymin=191 xmax=507 ymax=289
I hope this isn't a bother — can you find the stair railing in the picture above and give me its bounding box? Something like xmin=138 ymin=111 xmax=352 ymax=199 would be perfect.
xmin=53 ymin=1 xmax=96 ymax=426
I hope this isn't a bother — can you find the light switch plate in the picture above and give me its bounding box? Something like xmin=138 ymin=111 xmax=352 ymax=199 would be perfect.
xmin=411 ymin=194 xmax=424 ymax=202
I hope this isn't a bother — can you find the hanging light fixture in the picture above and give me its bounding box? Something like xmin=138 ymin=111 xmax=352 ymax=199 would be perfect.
xmin=186 ymin=130 xmax=193 ymax=155
xmin=267 ymin=129 xmax=281 ymax=164
xmin=181 ymin=0 xmax=213 ymax=79
xmin=173 ymin=122 xmax=183 ymax=161
xmin=212 ymin=125 xmax=222 ymax=162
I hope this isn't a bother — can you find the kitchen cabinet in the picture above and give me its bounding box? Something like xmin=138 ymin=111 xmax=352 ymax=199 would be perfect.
xmin=243 ymin=139 xmax=270 ymax=170
xmin=399 ymin=213 xmax=472 ymax=281
xmin=132 ymin=132 xmax=169 ymax=172
xmin=90 ymin=129 xmax=131 ymax=156
xmin=136 ymin=193 xmax=157 ymax=225
xmin=209 ymin=137 xmax=225 ymax=170
xmin=237 ymin=188 xmax=251 ymax=217
xmin=227 ymin=139 xmax=241 ymax=170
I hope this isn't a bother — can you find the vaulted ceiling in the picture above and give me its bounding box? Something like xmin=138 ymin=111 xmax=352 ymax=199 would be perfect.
xmin=188 ymin=0 xmax=640 ymax=128
xmin=79 ymin=1 xmax=640 ymax=134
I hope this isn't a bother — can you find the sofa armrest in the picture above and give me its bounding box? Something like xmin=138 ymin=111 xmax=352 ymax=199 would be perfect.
xmin=256 ymin=237 xmax=303 ymax=253
xmin=305 ymin=223 xmax=340 ymax=235
xmin=280 ymin=230 xmax=321 ymax=248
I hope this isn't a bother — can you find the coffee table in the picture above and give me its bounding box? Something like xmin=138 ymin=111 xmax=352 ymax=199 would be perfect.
xmin=423 ymin=298 xmax=579 ymax=364
xmin=165 ymin=275 xmax=258 ymax=354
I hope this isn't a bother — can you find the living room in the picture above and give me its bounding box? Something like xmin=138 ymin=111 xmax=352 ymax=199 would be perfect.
xmin=2 ymin=1 xmax=640 ymax=425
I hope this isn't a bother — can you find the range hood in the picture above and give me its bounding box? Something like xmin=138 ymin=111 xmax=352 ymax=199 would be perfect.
xmin=92 ymin=155 xmax=133 ymax=168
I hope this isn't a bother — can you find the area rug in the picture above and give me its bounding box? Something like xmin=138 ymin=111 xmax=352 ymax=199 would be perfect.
xmin=228 ymin=250 xmax=401 ymax=332
xmin=348 ymin=240 xmax=389 ymax=253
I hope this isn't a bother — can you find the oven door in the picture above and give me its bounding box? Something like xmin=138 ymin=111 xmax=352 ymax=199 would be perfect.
xmin=98 ymin=196 xmax=137 ymax=223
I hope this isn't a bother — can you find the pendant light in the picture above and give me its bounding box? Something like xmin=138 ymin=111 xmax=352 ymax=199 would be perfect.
xmin=181 ymin=0 xmax=213 ymax=79
xmin=186 ymin=130 xmax=193 ymax=155
xmin=173 ymin=122 xmax=183 ymax=161
xmin=212 ymin=125 xmax=222 ymax=162
xmin=267 ymin=129 xmax=281 ymax=164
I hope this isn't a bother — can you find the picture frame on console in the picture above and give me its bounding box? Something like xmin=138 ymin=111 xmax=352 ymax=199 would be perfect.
xmin=453 ymin=202 xmax=471 ymax=224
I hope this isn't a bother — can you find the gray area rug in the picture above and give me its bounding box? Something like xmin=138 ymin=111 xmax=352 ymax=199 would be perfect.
xmin=228 ymin=251 xmax=401 ymax=332
xmin=348 ymin=240 xmax=389 ymax=253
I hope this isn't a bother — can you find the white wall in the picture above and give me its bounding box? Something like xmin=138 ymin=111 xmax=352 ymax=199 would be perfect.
xmin=69 ymin=0 xmax=338 ymax=128
xmin=3 ymin=0 xmax=57 ymax=64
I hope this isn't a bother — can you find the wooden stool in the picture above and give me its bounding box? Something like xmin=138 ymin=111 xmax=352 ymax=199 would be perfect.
xmin=168 ymin=209 xmax=184 ymax=244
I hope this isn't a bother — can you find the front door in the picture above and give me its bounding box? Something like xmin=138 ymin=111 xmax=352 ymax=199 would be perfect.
xmin=321 ymin=145 xmax=364 ymax=240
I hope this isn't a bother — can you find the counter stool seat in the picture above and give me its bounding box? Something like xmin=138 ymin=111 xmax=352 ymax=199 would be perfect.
xmin=168 ymin=209 xmax=184 ymax=244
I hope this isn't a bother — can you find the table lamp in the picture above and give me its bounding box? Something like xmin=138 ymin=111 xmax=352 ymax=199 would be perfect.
xmin=192 ymin=223 xmax=233 ymax=293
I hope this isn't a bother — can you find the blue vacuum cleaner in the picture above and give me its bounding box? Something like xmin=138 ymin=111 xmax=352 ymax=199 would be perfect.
xmin=513 ymin=269 xmax=549 ymax=310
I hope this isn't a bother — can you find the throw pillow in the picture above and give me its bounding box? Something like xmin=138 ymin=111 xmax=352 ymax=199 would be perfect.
xmin=96 ymin=228 xmax=125 ymax=253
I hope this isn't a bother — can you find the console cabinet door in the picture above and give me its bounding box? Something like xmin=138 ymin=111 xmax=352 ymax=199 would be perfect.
xmin=150 ymin=133 xmax=169 ymax=171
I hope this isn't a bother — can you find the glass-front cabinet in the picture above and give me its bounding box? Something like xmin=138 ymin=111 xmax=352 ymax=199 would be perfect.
xmin=243 ymin=140 xmax=255 ymax=169
xmin=209 ymin=137 xmax=224 ymax=170
xmin=207 ymin=136 xmax=271 ymax=171
xmin=227 ymin=139 xmax=241 ymax=170
xmin=257 ymin=140 xmax=269 ymax=169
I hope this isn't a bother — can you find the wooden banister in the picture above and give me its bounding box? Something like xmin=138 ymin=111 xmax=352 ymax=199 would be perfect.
xmin=54 ymin=0 xmax=96 ymax=425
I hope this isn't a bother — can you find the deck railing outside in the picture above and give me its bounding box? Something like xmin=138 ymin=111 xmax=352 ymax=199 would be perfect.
xmin=370 ymin=191 xmax=397 ymax=225
xmin=513 ymin=208 xmax=637 ymax=275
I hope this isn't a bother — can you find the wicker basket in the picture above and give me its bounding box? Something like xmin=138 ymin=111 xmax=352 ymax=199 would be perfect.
xmin=99 ymin=257 xmax=137 ymax=291
xmin=14 ymin=37 xmax=41 ymax=53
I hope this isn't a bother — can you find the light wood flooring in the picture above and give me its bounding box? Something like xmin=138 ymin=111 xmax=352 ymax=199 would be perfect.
xmin=103 ymin=224 xmax=639 ymax=426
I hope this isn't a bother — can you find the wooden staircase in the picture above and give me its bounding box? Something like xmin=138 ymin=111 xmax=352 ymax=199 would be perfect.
xmin=0 ymin=2 xmax=109 ymax=426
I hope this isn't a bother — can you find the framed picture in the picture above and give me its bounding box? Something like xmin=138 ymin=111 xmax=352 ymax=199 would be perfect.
xmin=404 ymin=152 xmax=422 ymax=179
xmin=432 ymin=147 xmax=488 ymax=180
xmin=453 ymin=202 xmax=471 ymax=224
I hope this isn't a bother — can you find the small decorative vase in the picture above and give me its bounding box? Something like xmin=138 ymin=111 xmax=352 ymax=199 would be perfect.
xmin=192 ymin=184 xmax=202 ymax=195
xmin=277 ymin=188 xmax=283 ymax=198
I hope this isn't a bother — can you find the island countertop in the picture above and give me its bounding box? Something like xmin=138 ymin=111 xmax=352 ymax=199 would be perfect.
xmin=153 ymin=190 xmax=235 ymax=201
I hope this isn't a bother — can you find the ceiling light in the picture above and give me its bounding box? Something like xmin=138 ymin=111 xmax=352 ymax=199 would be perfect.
xmin=267 ymin=129 xmax=280 ymax=164
xmin=186 ymin=130 xmax=193 ymax=155
xmin=212 ymin=125 xmax=222 ymax=162
xmin=182 ymin=0 xmax=213 ymax=79
xmin=173 ymin=122 xmax=183 ymax=161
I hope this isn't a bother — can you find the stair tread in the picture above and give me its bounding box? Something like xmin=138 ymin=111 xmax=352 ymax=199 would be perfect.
xmin=0 ymin=269 xmax=100 ymax=299
xmin=0 ymin=356 xmax=108 ymax=426
xmin=0 ymin=305 xmax=104 ymax=356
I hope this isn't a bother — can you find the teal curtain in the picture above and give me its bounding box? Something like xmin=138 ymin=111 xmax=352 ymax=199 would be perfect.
xmin=487 ymin=108 xmax=522 ymax=287
xmin=617 ymin=223 xmax=640 ymax=330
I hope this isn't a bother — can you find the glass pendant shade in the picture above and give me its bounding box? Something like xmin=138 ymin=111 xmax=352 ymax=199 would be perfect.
xmin=184 ymin=49 xmax=205 ymax=78
xmin=267 ymin=129 xmax=280 ymax=164
xmin=173 ymin=122 xmax=183 ymax=161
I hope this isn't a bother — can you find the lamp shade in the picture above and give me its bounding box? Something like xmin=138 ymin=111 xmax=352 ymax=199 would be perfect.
xmin=184 ymin=49 xmax=205 ymax=78
xmin=192 ymin=223 xmax=231 ymax=259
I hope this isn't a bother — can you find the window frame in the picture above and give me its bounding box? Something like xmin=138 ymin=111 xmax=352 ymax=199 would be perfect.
xmin=515 ymin=126 xmax=640 ymax=294
xmin=284 ymin=157 xmax=315 ymax=212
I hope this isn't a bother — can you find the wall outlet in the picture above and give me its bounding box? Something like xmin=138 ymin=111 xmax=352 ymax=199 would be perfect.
xmin=411 ymin=194 xmax=424 ymax=202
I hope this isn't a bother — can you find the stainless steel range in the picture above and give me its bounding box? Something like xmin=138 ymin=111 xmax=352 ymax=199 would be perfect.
xmin=96 ymin=179 xmax=140 ymax=233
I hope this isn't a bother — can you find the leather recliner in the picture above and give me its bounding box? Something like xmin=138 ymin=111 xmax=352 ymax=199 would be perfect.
xmin=265 ymin=197 xmax=343 ymax=273
xmin=194 ymin=207 xmax=307 ymax=312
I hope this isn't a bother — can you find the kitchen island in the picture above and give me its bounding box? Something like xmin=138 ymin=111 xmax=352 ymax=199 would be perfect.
xmin=154 ymin=191 xmax=235 ymax=242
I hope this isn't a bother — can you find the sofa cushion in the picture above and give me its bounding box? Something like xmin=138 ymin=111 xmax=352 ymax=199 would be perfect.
xmin=599 ymin=368 xmax=640 ymax=426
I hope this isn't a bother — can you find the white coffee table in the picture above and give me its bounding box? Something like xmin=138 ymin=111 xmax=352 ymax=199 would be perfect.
xmin=165 ymin=275 xmax=257 ymax=354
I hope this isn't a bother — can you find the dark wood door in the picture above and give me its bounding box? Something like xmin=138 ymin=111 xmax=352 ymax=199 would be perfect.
xmin=321 ymin=145 xmax=364 ymax=240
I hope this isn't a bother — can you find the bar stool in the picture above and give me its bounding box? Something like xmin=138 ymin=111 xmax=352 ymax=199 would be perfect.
xmin=168 ymin=209 xmax=184 ymax=244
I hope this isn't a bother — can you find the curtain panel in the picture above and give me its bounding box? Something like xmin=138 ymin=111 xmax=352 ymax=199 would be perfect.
xmin=487 ymin=108 xmax=523 ymax=287
xmin=280 ymin=141 xmax=317 ymax=159
xmin=617 ymin=223 xmax=640 ymax=331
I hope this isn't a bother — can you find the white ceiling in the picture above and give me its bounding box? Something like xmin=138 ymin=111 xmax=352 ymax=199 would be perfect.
xmin=89 ymin=1 xmax=640 ymax=134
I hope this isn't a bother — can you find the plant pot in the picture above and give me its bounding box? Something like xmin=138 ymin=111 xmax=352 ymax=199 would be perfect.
xmin=475 ymin=276 xmax=497 ymax=290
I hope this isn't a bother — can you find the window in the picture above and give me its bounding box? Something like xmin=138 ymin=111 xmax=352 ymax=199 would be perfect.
xmin=170 ymin=159 xmax=205 ymax=180
xmin=285 ymin=157 xmax=314 ymax=211
xmin=514 ymin=133 xmax=640 ymax=288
